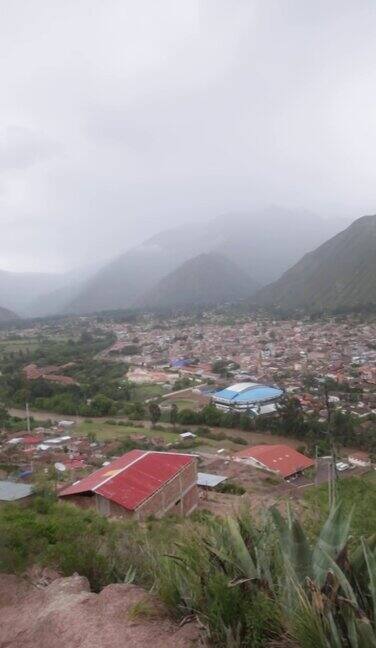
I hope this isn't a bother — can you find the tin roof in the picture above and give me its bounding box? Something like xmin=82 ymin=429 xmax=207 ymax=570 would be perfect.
xmin=235 ymin=444 xmax=314 ymax=478
xmin=0 ymin=481 xmax=33 ymax=501
xmin=60 ymin=450 xmax=195 ymax=511
xmin=197 ymin=472 xmax=227 ymax=487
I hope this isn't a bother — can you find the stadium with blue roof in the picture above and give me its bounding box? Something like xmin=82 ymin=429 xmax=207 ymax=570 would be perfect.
xmin=212 ymin=382 xmax=283 ymax=413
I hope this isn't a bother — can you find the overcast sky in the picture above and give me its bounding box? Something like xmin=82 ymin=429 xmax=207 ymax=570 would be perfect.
xmin=1 ymin=0 xmax=376 ymax=272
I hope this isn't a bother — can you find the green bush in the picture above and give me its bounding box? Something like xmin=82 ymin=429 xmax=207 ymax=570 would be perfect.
xmin=215 ymin=481 xmax=246 ymax=495
xmin=0 ymin=499 xmax=113 ymax=591
xmin=228 ymin=435 xmax=248 ymax=445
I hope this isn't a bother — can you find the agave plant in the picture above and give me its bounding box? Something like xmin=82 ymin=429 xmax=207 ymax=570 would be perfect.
xmin=271 ymin=503 xmax=376 ymax=647
xmin=156 ymin=504 xmax=376 ymax=647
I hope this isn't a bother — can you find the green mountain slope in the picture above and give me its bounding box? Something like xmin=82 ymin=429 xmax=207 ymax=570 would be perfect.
xmin=256 ymin=215 xmax=376 ymax=311
xmin=140 ymin=252 xmax=257 ymax=309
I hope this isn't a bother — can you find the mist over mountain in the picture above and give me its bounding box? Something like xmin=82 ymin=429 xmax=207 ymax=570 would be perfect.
xmin=213 ymin=208 xmax=346 ymax=283
xmin=0 ymin=270 xmax=67 ymax=316
xmin=256 ymin=215 xmax=376 ymax=312
xmin=0 ymin=305 xmax=19 ymax=322
xmin=61 ymin=208 xmax=346 ymax=315
xmin=139 ymin=252 xmax=256 ymax=310
xmin=25 ymin=261 xmax=104 ymax=318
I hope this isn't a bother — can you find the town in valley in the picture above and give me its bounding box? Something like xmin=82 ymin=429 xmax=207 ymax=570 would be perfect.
xmin=1 ymin=309 xmax=375 ymax=519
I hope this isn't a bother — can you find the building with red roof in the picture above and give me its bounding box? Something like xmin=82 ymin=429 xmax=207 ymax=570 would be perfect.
xmin=59 ymin=450 xmax=198 ymax=519
xmin=20 ymin=435 xmax=43 ymax=446
xmin=234 ymin=444 xmax=314 ymax=479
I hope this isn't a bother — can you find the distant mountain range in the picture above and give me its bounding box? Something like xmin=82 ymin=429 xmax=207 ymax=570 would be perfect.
xmin=61 ymin=208 xmax=346 ymax=315
xmin=0 ymin=262 xmax=104 ymax=318
xmin=0 ymin=270 xmax=65 ymax=316
xmin=256 ymin=215 xmax=376 ymax=312
xmin=0 ymin=208 xmax=351 ymax=317
xmin=139 ymin=252 xmax=256 ymax=309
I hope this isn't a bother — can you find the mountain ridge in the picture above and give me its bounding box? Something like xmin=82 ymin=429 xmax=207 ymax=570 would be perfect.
xmin=0 ymin=305 xmax=19 ymax=322
xmin=62 ymin=208 xmax=346 ymax=315
xmin=255 ymin=214 xmax=376 ymax=312
xmin=139 ymin=252 xmax=257 ymax=310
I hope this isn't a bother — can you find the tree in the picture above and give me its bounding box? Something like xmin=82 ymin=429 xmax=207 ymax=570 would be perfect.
xmin=87 ymin=430 xmax=97 ymax=443
xmin=90 ymin=394 xmax=116 ymax=416
xmin=0 ymin=404 xmax=9 ymax=429
xmin=177 ymin=408 xmax=199 ymax=425
xmin=170 ymin=403 xmax=178 ymax=430
xmin=277 ymin=396 xmax=305 ymax=437
xmin=202 ymin=404 xmax=222 ymax=427
xmin=149 ymin=403 xmax=161 ymax=428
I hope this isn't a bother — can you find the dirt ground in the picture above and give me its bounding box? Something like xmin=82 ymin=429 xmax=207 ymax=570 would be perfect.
xmin=0 ymin=573 xmax=200 ymax=648
xmin=196 ymin=454 xmax=303 ymax=518
xmin=196 ymin=455 xmax=370 ymax=519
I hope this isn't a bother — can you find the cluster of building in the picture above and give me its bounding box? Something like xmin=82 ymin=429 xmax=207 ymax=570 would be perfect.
xmin=0 ymin=421 xmax=94 ymax=478
xmin=23 ymin=363 xmax=78 ymax=386
xmin=97 ymin=314 xmax=376 ymax=420
xmin=1 ymin=313 xmax=375 ymax=516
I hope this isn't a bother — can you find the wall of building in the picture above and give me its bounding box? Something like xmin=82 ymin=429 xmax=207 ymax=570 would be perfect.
xmin=182 ymin=484 xmax=198 ymax=516
xmin=135 ymin=460 xmax=198 ymax=520
xmin=62 ymin=493 xmax=96 ymax=510
xmin=0 ymin=494 xmax=34 ymax=508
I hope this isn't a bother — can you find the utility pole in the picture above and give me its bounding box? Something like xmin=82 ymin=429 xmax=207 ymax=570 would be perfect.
xmin=26 ymin=402 xmax=31 ymax=434
xmin=324 ymin=383 xmax=338 ymax=508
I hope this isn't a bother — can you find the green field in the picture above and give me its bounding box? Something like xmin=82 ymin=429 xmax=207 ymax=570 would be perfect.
xmin=0 ymin=338 xmax=40 ymax=356
xmin=74 ymin=419 xmax=248 ymax=452
xmin=164 ymin=397 xmax=202 ymax=411
xmin=75 ymin=420 xmax=179 ymax=443
xmin=0 ymin=332 xmax=82 ymax=358
xmin=130 ymin=384 xmax=166 ymax=401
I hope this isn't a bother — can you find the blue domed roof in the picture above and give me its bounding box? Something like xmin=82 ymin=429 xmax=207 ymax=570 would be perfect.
xmin=214 ymin=382 xmax=283 ymax=404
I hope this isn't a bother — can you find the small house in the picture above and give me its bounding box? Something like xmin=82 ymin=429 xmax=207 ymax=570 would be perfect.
xmin=60 ymin=450 xmax=198 ymax=520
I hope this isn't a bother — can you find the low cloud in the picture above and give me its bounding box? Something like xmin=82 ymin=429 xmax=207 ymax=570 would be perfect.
xmin=0 ymin=1 xmax=376 ymax=272
xmin=0 ymin=127 xmax=60 ymax=171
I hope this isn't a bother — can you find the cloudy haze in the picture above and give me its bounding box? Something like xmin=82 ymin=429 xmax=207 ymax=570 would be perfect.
xmin=1 ymin=0 xmax=376 ymax=272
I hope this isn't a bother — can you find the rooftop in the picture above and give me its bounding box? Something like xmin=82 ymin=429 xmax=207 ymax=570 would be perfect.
xmin=235 ymin=444 xmax=314 ymax=478
xmin=60 ymin=450 xmax=196 ymax=511
xmin=197 ymin=472 xmax=227 ymax=488
xmin=214 ymin=382 xmax=283 ymax=404
xmin=0 ymin=481 xmax=34 ymax=501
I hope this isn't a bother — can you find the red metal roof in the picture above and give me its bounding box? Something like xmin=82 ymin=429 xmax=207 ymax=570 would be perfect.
xmin=235 ymin=444 xmax=314 ymax=478
xmin=63 ymin=458 xmax=87 ymax=470
xmin=59 ymin=450 xmax=195 ymax=510
xmin=20 ymin=435 xmax=43 ymax=445
xmin=59 ymin=450 xmax=145 ymax=496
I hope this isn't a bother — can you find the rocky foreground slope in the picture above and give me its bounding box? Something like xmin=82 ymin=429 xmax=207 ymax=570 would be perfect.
xmin=0 ymin=572 xmax=200 ymax=648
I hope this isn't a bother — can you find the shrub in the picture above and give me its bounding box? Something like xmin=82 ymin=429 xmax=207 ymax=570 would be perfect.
xmin=215 ymin=481 xmax=246 ymax=495
xmin=229 ymin=436 xmax=248 ymax=445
